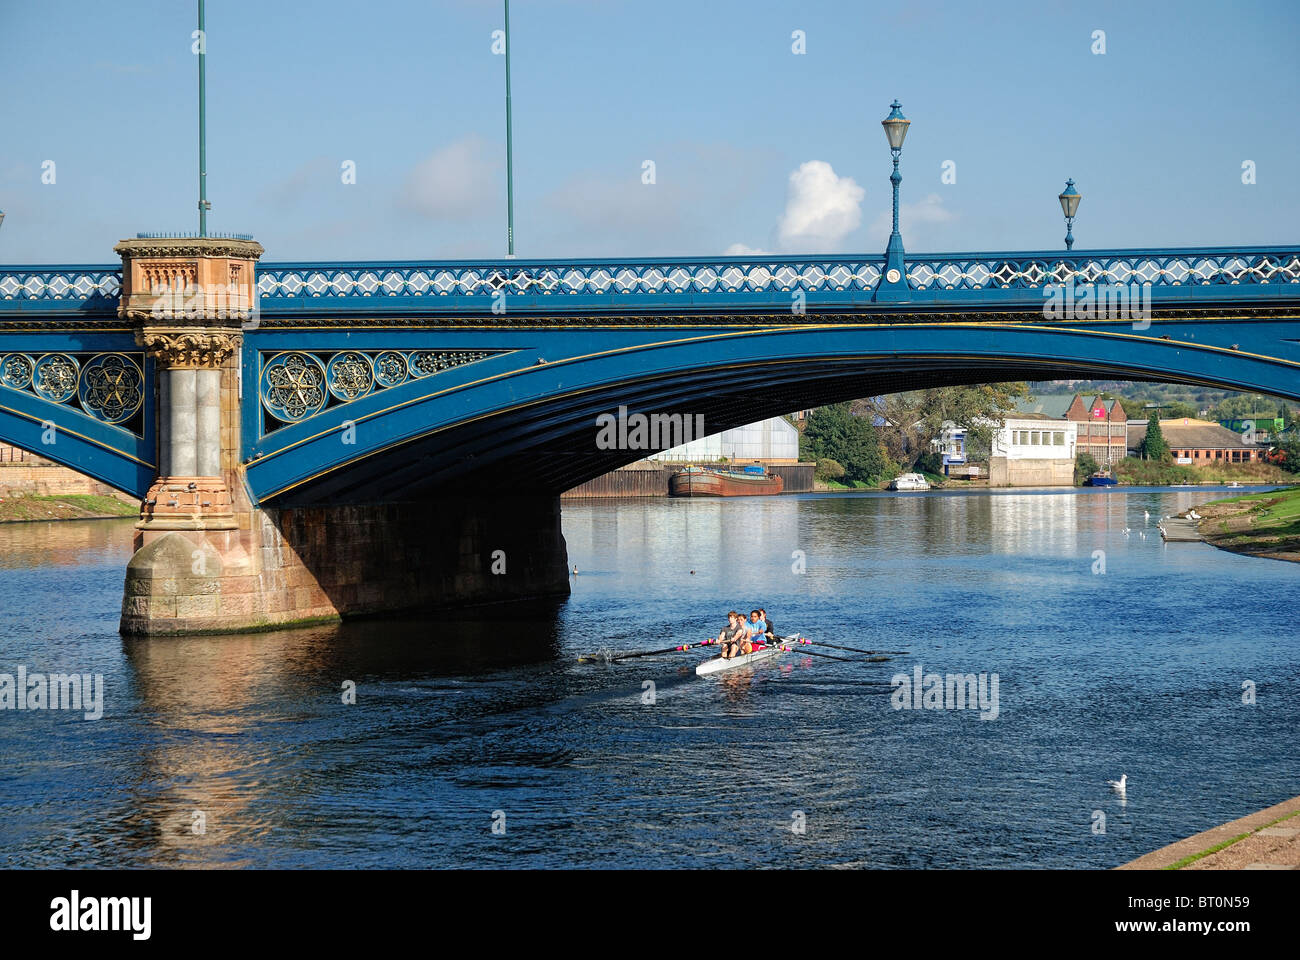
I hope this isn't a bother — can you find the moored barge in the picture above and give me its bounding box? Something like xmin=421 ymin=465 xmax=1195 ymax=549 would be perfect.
xmin=668 ymin=464 xmax=785 ymax=497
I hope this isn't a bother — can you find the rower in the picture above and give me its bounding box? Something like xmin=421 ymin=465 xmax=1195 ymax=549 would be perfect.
xmin=716 ymin=611 xmax=748 ymax=660
xmin=745 ymin=609 xmax=767 ymax=647
xmin=759 ymin=607 xmax=775 ymax=641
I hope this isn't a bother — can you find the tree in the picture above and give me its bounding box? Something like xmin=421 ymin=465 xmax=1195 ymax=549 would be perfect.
xmin=1277 ymin=434 xmax=1300 ymax=473
xmin=1157 ymin=400 xmax=1198 ymax=420
xmin=1210 ymin=393 xmax=1274 ymax=421
xmin=1278 ymin=403 xmax=1292 ymax=434
xmin=800 ymin=403 xmax=887 ymax=483
xmin=856 ymin=383 xmax=1029 ymax=469
xmin=1139 ymin=416 xmax=1169 ymax=461
xmin=814 ymin=458 xmax=845 ymax=482
xmin=1074 ymin=452 xmax=1100 ymax=484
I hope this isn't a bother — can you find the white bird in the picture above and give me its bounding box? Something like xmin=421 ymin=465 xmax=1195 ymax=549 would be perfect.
xmin=1144 ymin=510 xmax=1150 ymax=522
xmin=1108 ymin=774 xmax=1128 ymax=795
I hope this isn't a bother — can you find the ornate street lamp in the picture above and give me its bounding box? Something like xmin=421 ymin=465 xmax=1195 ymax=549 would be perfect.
xmin=1058 ymin=178 xmax=1081 ymax=251
xmin=876 ymin=100 xmax=911 ymax=299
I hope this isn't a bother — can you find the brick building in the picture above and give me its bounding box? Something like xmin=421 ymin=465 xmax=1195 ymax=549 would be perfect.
xmin=1065 ymin=395 xmax=1128 ymax=467
xmin=1126 ymin=419 xmax=1263 ymax=464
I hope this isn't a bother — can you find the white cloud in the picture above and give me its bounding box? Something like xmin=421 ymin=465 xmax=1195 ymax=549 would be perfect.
xmin=867 ymin=192 xmax=956 ymax=249
xmin=776 ymin=161 xmax=865 ymax=252
xmin=401 ymin=136 xmax=498 ymax=221
xmin=724 ymin=242 xmax=769 ymax=256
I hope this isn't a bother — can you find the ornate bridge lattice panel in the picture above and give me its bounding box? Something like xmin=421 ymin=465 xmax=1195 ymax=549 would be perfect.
xmin=0 ymin=352 xmax=147 ymax=430
xmin=0 ymin=267 xmax=122 ymax=318
xmin=248 ymin=246 xmax=1300 ymax=315
xmin=0 ymin=338 xmax=154 ymax=496
xmin=4 ymin=247 xmax=1298 ymax=319
xmin=257 ymin=348 xmax=508 ymax=434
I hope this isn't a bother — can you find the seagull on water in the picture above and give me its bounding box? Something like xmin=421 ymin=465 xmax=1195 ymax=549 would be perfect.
xmin=1144 ymin=510 xmax=1150 ymax=522
xmin=1107 ymin=774 xmax=1128 ymax=795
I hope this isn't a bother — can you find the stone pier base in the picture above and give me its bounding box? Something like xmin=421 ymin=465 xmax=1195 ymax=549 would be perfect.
xmin=120 ymin=496 xmax=571 ymax=635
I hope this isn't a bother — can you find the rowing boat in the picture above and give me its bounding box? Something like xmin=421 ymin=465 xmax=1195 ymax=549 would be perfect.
xmin=696 ymin=634 xmax=801 ymax=676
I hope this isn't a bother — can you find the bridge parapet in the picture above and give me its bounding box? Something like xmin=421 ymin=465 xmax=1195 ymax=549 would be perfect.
xmin=5 ymin=245 xmax=1297 ymax=319
xmin=250 ymin=246 xmax=1300 ymax=315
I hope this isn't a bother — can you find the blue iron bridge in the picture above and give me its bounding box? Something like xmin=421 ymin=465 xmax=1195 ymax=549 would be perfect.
xmin=2 ymin=244 xmax=1298 ymax=503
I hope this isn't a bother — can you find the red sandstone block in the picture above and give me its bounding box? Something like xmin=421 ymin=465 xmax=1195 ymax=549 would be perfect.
xmin=219 ymin=593 xmax=260 ymax=617
xmin=179 ymin=577 xmax=222 ymax=596
xmin=221 ymin=575 xmax=262 ymax=595
xmin=175 ymin=595 xmax=219 ymax=618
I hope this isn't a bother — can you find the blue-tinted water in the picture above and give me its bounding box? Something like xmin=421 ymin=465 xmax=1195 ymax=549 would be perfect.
xmin=0 ymin=486 xmax=1296 ymax=867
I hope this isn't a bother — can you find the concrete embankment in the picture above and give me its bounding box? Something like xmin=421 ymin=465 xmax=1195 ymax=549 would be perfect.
xmin=1118 ymin=795 xmax=1300 ymax=870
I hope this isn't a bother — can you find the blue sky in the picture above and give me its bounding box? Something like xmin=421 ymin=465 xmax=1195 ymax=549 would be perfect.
xmin=1 ymin=0 xmax=1297 ymax=264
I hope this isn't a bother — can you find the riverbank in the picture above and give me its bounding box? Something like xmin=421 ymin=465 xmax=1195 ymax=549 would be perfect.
xmin=1117 ymin=794 xmax=1300 ymax=870
xmin=1115 ymin=457 xmax=1290 ymax=486
xmin=0 ymin=494 xmax=139 ymax=523
xmin=1193 ymin=486 xmax=1300 ymax=563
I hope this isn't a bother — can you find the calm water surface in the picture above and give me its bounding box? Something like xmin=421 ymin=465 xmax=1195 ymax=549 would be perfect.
xmin=1 ymin=486 xmax=1297 ymax=868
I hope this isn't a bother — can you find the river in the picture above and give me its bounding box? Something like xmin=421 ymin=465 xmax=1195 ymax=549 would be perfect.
xmin=1 ymin=486 xmax=1296 ymax=868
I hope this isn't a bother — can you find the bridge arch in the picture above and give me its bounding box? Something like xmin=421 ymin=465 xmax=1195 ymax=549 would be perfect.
xmin=245 ymin=318 xmax=1300 ymax=504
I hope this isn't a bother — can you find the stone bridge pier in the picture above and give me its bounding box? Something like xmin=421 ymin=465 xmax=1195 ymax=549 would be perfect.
xmin=116 ymin=238 xmax=569 ymax=636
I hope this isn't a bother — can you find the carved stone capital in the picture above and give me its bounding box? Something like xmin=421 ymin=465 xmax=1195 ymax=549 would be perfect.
xmin=113 ymin=237 xmax=264 ymax=262
xmin=116 ymin=236 xmax=263 ymax=326
xmin=136 ymin=327 xmax=242 ymax=369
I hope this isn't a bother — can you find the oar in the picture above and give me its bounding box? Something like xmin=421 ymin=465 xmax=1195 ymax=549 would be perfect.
xmin=577 ymin=641 xmax=698 ymax=663
xmin=793 ymin=638 xmax=908 ymax=656
xmin=777 ymin=643 xmax=855 ymax=662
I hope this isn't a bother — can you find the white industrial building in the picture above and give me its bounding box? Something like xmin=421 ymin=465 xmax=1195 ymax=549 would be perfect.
xmin=989 ymin=415 xmax=1078 ymax=486
xmin=650 ymin=416 xmax=800 ymax=463
xmin=935 ymin=416 xmax=1079 ymax=486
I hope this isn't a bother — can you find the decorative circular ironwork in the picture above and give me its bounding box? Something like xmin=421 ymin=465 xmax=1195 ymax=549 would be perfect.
xmin=326 ymin=351 xmax=374 ymax=402
xmin=31 ymin=353 xmax=80 ymax=403
xmin=372 ymin=350 xmax=408 ymax=387
xmin=0 ymin=353 xmax=35 ymax=390
xmin=261 ymin=352 xmax=327 ymax=422
xmin=409 ymin=350 xmax=491 ymax=378
xmin=78 ymin=353 xmax=144 ymax=424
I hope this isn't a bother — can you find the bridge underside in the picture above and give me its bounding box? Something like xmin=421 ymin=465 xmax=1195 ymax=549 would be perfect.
xmin=277 ymin=360 xmax=1128 ymax=502
xmin=246 ymin=314 xmax=1300 ymax=506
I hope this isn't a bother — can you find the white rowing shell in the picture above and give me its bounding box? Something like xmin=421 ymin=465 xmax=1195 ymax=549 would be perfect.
xmin=695 ymin=634 xmax=801 ymax=676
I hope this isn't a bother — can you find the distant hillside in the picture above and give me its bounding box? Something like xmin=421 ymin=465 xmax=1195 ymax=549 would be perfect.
xmin=1028 ymin=380 xmax=1288 ymax=420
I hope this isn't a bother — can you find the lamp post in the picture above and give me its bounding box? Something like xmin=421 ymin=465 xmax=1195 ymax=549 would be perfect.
xmin=197 ymin=0 xmax=210 ymax=237
xmin=504 ymin=0 xmax=515 ymax=257
xmin=1058 ymin=178 xmax=1080 ymax=251
xmin=875 ymin=100 xmax=911 ymax=299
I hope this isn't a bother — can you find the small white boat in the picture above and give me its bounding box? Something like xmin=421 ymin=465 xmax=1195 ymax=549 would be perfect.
xmin=696 ymin=634 xmax=801 ymax=676
xmin=888 ymin=472 xmax=931 ymax=491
